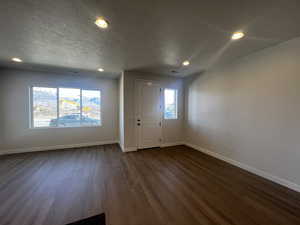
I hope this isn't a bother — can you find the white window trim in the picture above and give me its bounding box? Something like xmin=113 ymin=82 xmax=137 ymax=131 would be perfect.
xmin=164 ymin=88 xmax=178 ymax=120
xmin=29 ymin=86 xmax=102 ymax=129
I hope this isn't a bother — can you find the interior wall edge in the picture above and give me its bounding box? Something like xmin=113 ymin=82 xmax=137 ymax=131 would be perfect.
xmin=117 ymin=141 xmax=126 ymax=152
xmin=184 ymin=142 xmax=300 ymax=193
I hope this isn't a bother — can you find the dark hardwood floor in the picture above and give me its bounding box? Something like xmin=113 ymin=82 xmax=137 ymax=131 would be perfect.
xmin=0 ymin=144 xmax=300 ymax=225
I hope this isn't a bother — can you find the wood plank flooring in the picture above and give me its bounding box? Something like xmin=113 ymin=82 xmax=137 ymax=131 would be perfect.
xmin=0 ymin=144 xmax=300 ymax=225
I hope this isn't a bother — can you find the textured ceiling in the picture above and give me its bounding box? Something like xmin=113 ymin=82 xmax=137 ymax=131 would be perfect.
xmin=0 ymin=0 xmax=300 ymax=78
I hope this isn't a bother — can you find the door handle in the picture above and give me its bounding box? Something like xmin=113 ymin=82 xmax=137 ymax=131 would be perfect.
xmin=137 ymin=123 xmax=141 ymax=126
xmin=137 ymin=119 xmax=141 ymax=122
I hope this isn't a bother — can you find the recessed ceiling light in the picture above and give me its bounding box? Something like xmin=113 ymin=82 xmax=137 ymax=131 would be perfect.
xmin=182 ymin=60 xmax=190 ymax=66
xmin=95 ymin=17 xmax=109 ymax=29
xmin=231 ymin=31 xmax=244 ymax=40
xmin=12 ymin=57 xmax=23 ymax=62
xmin=98 ymin=68 xmax=104 ymax=72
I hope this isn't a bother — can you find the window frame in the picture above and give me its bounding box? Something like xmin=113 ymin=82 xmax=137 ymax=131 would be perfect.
xmin=163 ymin=88 xmax=178 ymax=120
xmin=29 ymin=86 xmax=102 ymax=129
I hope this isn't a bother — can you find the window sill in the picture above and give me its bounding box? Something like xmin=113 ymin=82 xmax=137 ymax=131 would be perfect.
xmin=29 ymin=125 xmax=102 ymax=130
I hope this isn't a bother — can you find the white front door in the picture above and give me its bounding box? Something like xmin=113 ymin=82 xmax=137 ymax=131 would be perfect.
xmin=136 ymin=81 xmax=162 ymax=149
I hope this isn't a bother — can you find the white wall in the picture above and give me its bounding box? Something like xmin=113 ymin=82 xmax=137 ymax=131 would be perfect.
xmin=184 ymin=37 xmax=300 ymax=190
xmin=0 ymin=69 xmax=119 ymax=154
xmin=119 ymin=72 xmax=125 ymax=151
xmin=123 ymin=71 xmax=184 ymax=150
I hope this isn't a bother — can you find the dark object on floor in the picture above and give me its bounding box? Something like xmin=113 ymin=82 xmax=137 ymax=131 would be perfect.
xmin=66 ymin=214 xmax=105 ymax=225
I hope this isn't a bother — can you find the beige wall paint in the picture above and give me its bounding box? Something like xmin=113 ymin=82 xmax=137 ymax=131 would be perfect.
xmin=123 ymin=71 xmax=184 ymax=150
xmin=185 ymin=37 xmax=300 ymax=187
xmin=0 ymin=76 xmax=4 ymax=148
xmin=0 ymin=69 xmax=119 ymax=153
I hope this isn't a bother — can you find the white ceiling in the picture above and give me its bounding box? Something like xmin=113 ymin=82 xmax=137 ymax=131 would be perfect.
xmin=0 ymin=0 xmax=300 ymax=78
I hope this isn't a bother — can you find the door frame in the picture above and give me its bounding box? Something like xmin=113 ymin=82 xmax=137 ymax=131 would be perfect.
xmin=134 ymin=79 xmax=163 ymax=150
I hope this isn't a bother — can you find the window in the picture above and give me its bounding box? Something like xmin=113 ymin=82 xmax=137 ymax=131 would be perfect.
xmin=31 ymin=87 xmax=101 ymax=128
xmin=59 ymin=88 xmax=81 ymax=127
xmin=32 ymin=87 xmax=57 ymax=127
xmin=164 ymin=89 xmax=178 ymax=119
xmin=82 ymin=90 xmax=101 ymax=126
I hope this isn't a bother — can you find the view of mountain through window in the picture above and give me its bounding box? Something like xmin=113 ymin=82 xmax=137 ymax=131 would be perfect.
xmin=31 ymin=87 xmax=101 ymax=128
xmin=32 ymin=87 xmax=57 ymax=127
xmin=58 ymin=88 xmax=81 ymax=127
xmin=82 ymin=90 xmax=101 ymax=126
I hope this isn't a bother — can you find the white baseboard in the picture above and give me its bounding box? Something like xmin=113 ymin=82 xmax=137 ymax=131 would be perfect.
xmin=0 ymin=140 xmax=118 ymax=156
xmin=117 ymin=142 xmax=137 ymax=152
xmin=121 ymin=142 xmax=183 ymax=152
xmin=184 ymin=142 xmax=300 ymax=193
xmin=161 ymin=142 xmax=183 ymax=147
xmin=124 ymin=147 xmax=138 ymax=152
xmin=117 ymin=142 xmax=125 ymax=152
